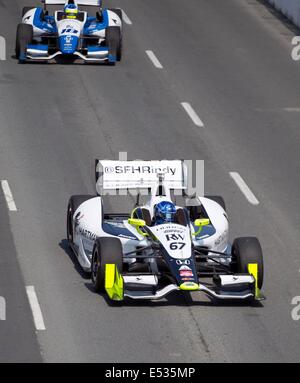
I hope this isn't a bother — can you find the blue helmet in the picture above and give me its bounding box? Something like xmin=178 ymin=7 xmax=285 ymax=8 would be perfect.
xmin=64 ymin=3 xmax=79 ymax=19
xmin=154 ymin=201 xmax=176 ymax=224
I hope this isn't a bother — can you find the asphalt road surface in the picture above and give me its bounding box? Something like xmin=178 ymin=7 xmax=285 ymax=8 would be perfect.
xmin=0 ymin=0 xmax=300 ymax=362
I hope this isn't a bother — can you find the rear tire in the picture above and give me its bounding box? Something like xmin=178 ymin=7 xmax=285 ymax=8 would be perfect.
xmin=231 ymin=237 xmax=264 ymax=289
xmin=91 ymin=237 xmax=123 ymax=293
xmin=67 ymin=195 xmax=95 ymax=245
xmin=109 ymin=8 xmax=123 ymax=24
xmin=106 ymin=26 xmax=122 ymax=62
xmin=22 ymin=7 xmax=34 ymax=18
xmin=205 ymin=195 xmax=226 ymax=211
xmin=15 ymin=23 xmax=33 ymax=61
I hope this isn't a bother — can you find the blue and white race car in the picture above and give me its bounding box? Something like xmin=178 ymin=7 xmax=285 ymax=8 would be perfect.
xmin=15 ymin=0 xmax=123 ymax=64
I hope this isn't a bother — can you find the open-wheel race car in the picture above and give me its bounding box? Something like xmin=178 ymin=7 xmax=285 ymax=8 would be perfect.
xmin=16 ymin=0 xmax=122 ymax=64
xmin=66 ymin=160 xmax=264 ymax=303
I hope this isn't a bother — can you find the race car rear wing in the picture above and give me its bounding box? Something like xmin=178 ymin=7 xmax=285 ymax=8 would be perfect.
xmin=95 ymin=160 xmax=188 ymax=192
xmin=42 ymin=0 xmax=102 ymax=6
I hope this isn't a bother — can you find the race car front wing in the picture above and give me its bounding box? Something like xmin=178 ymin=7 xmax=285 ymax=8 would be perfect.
xmin=24 ymin=44 xmax=115 ymax=63
xmin=104 ymin=264 xmax=265 ymax=302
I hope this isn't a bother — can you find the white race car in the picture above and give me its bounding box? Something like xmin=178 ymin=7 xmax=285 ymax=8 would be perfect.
xmin=66 ymin=160 xmax=264 ymax=303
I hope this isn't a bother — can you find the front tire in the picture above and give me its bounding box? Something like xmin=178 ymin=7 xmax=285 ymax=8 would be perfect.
xmin=231 ymin=237 xmax=264 ymax=289
xmin=15 ymin=23 xmax=33 ymax=62
xmin=106 ymin=26 xmax=122 ymax=62
xmin=91 ymin=237 xmax=123 ymax=293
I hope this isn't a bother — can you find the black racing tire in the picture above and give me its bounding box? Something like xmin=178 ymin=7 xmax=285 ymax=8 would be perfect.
xmin=67 ymin=195 xmax=95 ymax=245
xmin=22 ymin=7 xmax=34 ymax=18
xmin=106 ymin=26 xmax=122 ymax=62
xmin=15 ymin=23 xmax=33 ymax=61
xmin=189 ymin=196 xmax=226 ymax=221
xmin=231 ymin=237 xmax=264 ymax=289
xmin=205 ymin=195 xmax=226 ymax=211
xmin=108 ymin=8 xmax=123 ymax=25
xmin=91 ymin=237 xmax=123 ymax=293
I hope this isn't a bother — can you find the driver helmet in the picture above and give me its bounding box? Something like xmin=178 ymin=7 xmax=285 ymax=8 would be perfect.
xmin=154 ymin=201 xmax=176 ymax=225
xmin=64 ymin=4 xmax=79 ymax=19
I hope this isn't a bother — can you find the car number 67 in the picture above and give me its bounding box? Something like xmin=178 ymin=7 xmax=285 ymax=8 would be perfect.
xmin=170 ymin=242 xmax=185 ymax=250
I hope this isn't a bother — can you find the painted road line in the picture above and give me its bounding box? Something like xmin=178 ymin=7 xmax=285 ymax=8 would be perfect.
xmin=122 ymin=9 xmax=132 ymax=25
xmin=181 ymin=102 xmax=204 ymax=127
xmin=1 ymin=180 xmax=17 ymax=211
xmin=146 ymin=50 xmax=163 ymax=69
xmin=26 ymin=286 xmax=46 ymax=331
xmin=0 ymin=297 xmax=6 ymax=321
xmin=283 ymin=107 xmax=300 ymax=112
xmin=230 ymin=172 xmax=260 ymax=205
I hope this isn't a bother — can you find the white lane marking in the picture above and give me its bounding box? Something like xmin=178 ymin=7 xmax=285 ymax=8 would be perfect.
xmin=26 ymin=286 xmax=46 ymax=331
xmin=283 ymin=107 xmax=300 ymax=112
xmin=1 ymin=180 xmax=17 ymax=211
xmin=181 ymin=102 xmax=204 ymax=127
xmin=146 ymin=50 xmax=163 ymax=69
xmin=0 ymin=297 xmax=6 ymax=321
xmin=122 ymin=9 xmax=132 ymax=25
xmin=230 ymin=172 xmax=260 ymax=205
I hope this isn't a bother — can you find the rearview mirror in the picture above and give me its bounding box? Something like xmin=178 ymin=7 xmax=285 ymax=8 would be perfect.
xmin=128 ymin=218 xmax=146 ymax=227
xmin=194 ymin=218 xmax=210 ymax=227
xmin=193 ymin=218 xmax=210 ymax=236
xmin=128 ymin=218 xmax=147 ymax=237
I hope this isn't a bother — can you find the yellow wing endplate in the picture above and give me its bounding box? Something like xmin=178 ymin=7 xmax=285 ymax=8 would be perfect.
xmin=105 ymin=264 xmax=124 ymax=301
xmin=248 ymin=263 xmax=262 ymax=300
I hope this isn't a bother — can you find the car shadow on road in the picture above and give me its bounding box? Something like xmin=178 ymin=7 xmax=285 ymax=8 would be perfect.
xmin=84 ymin=282 xmax=264 ymax=308
xmin=59 ymin=239 xmax=91 ymax=280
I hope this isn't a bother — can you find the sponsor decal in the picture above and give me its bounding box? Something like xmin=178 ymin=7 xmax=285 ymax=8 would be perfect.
xmin=96 ymin=152 xmax=205 ymax=198
xmin=104 ymin=165 xmax=177 ymax=176
xmin=65 ymin=36 xmax=72 ymax=44
xmin=214 ymin=230 xmax=228 ymax=247
xmin=180 ymin=270 xmax=193 ymax=277
xmin=163 ymin=229 xmax=185 ymax=234
xmin=61 ymin=27 xmax=79 ymax=34
xmin=79 ymin=228 xmax=96 ymax=240
xmin=166 ymin=234 xmax=184 ymax=241
xmin=156 ymin=225 xmax=185 ymax=233
xmin=179 ymin=265 xmax=192 ymax=271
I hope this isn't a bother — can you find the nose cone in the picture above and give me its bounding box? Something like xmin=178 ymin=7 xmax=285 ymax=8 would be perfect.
xmin=59 ymin=35 xmax=79 ymax=54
